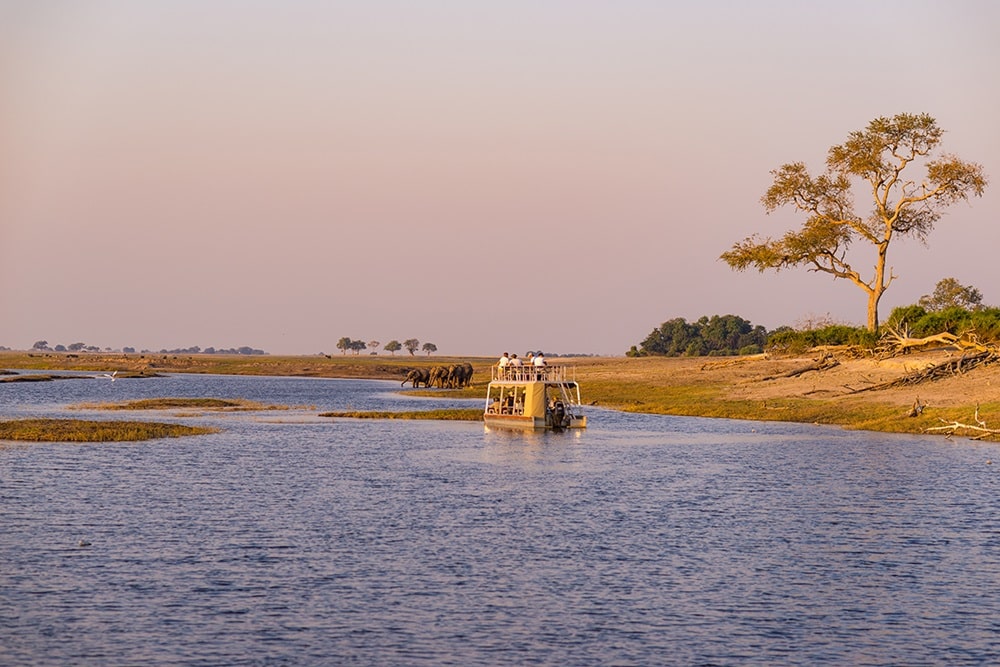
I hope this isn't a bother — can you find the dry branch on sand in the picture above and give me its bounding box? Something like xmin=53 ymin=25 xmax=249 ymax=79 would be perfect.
xmin=700 ymin=353 xmax=769 ymax=370
xmin=852 ymin=350 xmax=1000 ymax=393
xmin=756 ymin=354 xmax=840 ymax=381
xmin=877 ymin=324 xmax=991 ymax=358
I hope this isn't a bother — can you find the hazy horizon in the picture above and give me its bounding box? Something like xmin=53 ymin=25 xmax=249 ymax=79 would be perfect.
xmin=3 ymin=1 xmax=998 ymax=357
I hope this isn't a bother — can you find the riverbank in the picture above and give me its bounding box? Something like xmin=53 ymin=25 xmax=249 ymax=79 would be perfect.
xmin=3 ymin=350 xmax=999 ymax=438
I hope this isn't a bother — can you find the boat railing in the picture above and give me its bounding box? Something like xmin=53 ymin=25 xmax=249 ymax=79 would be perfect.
xmin=491 ymin=364 xmax=576 ymax=383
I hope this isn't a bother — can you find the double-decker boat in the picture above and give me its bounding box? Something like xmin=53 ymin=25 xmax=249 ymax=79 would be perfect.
xmin=483 ymin=364 xmax=587 ymax=430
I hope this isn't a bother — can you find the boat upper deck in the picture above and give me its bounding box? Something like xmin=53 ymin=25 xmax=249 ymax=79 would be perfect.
xmin=490 ymin=364 xmax=577 ymax=384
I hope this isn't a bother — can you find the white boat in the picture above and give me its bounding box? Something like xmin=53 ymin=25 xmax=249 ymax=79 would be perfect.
xmin=483 ymin=364 xmax=587 ymax=430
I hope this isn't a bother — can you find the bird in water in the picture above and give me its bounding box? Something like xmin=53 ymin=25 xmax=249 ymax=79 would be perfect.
xmin=100 ymin=371 xmax=118 ymax=382
xmin=78 ymin=539 xmax=92 ymax=547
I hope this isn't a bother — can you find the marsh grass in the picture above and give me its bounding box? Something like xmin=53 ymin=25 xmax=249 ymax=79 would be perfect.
xmin=77 ymin=398 xmax=299 ymax=411
xmin=320 ymin=408 xmax=482 ymax=421
xmin=0 ymin=418 xmax=217 ymax=442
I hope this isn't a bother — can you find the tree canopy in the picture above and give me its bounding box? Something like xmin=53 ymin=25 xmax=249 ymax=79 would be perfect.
xmin=631 ymin=315 xmax=768 ymax=357
xmin=721 ymin=113 xmax=987 ymax=332
xmin=918 ymin=277 xmax=983 ymax=312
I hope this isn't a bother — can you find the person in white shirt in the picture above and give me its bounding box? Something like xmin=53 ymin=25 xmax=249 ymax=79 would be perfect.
xmin=497 ymin=352 xmax=510 ymax=378
xmin=532 ymin=351 xmax=546 ymax=379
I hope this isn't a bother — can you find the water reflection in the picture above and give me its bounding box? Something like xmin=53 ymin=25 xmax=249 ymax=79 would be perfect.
xmin=2 ymin=374 xmax=1000 ymax=665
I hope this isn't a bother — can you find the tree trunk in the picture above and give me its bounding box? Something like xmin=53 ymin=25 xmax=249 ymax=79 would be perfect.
xmin=866 ymin=289 xmax=880 ymax=332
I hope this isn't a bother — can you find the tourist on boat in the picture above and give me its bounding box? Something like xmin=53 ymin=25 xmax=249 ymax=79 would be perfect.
xmin=508 ymin=354 xmax=523 ymax=378
xmin=533 ymin=351 xmax=546 ymax=379
xmin=497 ymin=352 xmax=510 ymax=377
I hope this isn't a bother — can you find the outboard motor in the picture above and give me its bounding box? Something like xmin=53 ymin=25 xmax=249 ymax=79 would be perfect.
xmin=552 ymin=401 xmax=567 ymax=429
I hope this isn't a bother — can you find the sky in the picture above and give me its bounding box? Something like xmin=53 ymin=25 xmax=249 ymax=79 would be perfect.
xmin=2 ymin=0 xmax=998 ymax=357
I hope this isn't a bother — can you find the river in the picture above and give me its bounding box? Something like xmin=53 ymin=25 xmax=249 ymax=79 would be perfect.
xmin=2 ymin=372 xmax=999 ymax=665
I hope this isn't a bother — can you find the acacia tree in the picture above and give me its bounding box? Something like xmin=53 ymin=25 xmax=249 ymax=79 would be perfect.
xmin=422 ymin=342 xmax=437 ymax=355
xmin=403 ymin=338 xmax=420 ymax=356
xmin=721 ymin=113 xmax=987 ymax=332
xmin=384 ymin=340 xmax=402 ymax=355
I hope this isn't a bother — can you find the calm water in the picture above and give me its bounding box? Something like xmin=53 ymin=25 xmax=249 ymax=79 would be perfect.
xmin=2 ymin=372 xmax=1000 ymax=665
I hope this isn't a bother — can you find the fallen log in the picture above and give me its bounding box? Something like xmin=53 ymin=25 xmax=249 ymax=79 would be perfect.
xmin=701 ymin=353 xmax=769 ymax=371
xmin=757 ymin=354 xmax=839 ymax=381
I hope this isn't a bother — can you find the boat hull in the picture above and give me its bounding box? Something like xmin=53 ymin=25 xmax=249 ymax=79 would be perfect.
xmin=483 ymin=413 xmax=587 ymax=431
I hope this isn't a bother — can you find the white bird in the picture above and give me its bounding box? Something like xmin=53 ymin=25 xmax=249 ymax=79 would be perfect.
xmin=100 ymin=371 xmax=118 ymax=382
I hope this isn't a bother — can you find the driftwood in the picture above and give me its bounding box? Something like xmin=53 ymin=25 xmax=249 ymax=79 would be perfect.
xmin=925 ymin=405 xmax=1000 ymax=441
xmin=852 ymin=350 xmax=999 ymax=393
xmin=757 ymin=354 xmax=839 ymax=381
xmin=701 ymin=353 xmax=769 ymax=371
xmin=878 ymin=324 xmax=990 ymax=358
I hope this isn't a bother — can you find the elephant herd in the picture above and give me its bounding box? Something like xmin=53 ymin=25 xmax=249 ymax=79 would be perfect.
xmin=401 ymin=363 xmax=474 ymax=389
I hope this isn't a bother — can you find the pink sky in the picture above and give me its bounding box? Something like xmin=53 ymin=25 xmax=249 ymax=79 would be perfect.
xmin=2 ymin=1 xmax=998 ymax=356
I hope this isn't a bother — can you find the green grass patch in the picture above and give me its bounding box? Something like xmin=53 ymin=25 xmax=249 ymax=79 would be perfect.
xmin=0 ymin=418 xmax=217 ymax=442
xmin=319 ymin=408 xmax=483 ymax=421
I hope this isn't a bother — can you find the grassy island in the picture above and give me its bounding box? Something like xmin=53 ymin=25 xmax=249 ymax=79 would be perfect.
xmin=0 ymin=418 xmax=217 ymax=443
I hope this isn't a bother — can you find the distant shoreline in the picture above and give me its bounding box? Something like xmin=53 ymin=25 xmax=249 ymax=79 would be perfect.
xmin=2 ymin=350 xmax=998 ymax=440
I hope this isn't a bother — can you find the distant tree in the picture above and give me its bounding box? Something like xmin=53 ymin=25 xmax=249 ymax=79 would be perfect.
xmin=123 ymin=347 xmax=135 ymax=354
xmin=336 ymin=337 xmax=353 ymax=355
xmin=368 ymin=340 xmax=381 ymax=355
xmin=404 ymin=338 xmax=420 ymax=356
xmin=67 ymin=342 xmax=85 ymax=351
xmin=422 ymin=342 xmax=437 ymax=355
xmin=32 ymin=340 xmax=49 ymax=350
xmin=636 ymin=315 xmax=768 ymax=357
xmin=918 ymin=277 xmax=984 ymax=312
xmin=721 ymin=113 xmax=987 ymax=332
xmin=349 ymin=339 xmax=367 ymax=355
xmin=384 ymin=340 xmax=402 ymax=355
xmin=54 ymin=344 xmax=67 ymax=352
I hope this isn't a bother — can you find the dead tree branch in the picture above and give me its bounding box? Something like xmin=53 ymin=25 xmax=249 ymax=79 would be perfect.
xmin=925 ymin=405 xmax=1000 ymax=440
xmin=757 ymin=354 xmax=839 ymax=381
xmin=852 ymin=350 xmax=999 ymax=393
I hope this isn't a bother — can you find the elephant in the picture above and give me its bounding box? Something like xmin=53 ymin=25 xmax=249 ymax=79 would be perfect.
xmin=429 ymin=365 xmax=450 ymax=388
xmin=401 ymin=368 xmax=430 ymax=388
xmin=445 ymin=363 xmax=474 ymax=388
